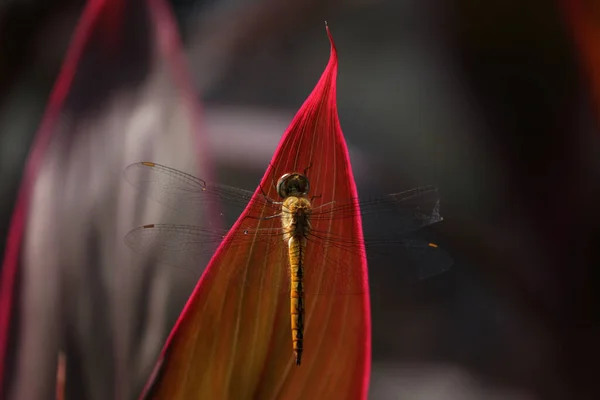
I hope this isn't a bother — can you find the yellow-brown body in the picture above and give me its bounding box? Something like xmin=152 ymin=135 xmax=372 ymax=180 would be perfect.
xmin=281 ymin=195 xmax=312 ymax=366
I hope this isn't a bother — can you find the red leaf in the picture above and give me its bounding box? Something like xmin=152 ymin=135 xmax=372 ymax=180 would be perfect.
xmin=144 ymin=25 xmax=371 ymax=399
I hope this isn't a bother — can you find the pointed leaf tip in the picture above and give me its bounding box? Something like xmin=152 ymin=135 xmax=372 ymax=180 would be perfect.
xmin=325 ymin=22 xmax=337 ymax=54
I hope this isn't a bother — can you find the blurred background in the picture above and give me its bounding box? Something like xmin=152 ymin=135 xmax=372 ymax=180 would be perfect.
xmin=1 ymin=0 xmax=599 ymax=399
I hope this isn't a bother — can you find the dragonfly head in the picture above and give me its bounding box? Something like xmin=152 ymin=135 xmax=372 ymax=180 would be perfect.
xmin=276 ymin=173 xmax=310 ymax=198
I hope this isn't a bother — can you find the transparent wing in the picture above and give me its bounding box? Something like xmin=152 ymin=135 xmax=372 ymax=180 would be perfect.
xmin=311 ymin=185 xmax=442 ymax=235
xmin=303 ymin=185 xmax=450 ymax=293
xmin=125 ymin=224 xmax=229 ymax=273
xmin=125 ymin=222 xmax=452 ymax=295
xmin=305 ymin=228 xmax=453 ymax=295
xmin=125 ymin=222 xmax=285 ymax=274
xmin=124 ymin=162 xmax=275 ymax=212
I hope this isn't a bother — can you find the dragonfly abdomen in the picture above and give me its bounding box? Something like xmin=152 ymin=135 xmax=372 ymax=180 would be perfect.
xmin=288 ymin=235 xmax=306 ymax=366
xmin=282 ymin=195 xmax=312 ymax=366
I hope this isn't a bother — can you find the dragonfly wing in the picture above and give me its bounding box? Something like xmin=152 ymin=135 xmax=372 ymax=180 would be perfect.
xmin=125 ymin=224 xmax=227 ymax=275
xmin=399 ymin=239 xmax=453 ymax=279
xmin=311 ymin=185 xmax=443 ymax=236
xmin=125 ymin=222 xmax=290 ymax=292
xmin=124 ymin=162 xmax=270 ymax=212
xmin=303 ymin=230 xmax=452 ymax=295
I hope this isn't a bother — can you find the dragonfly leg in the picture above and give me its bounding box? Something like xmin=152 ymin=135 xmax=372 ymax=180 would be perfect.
xmin=259 ymin=183 xmax=276 ymax=202
xmin=267 ymin=161 xmax=279 ymax=193
xmin=240 ymin=212 xmax=283 ymax=222
xmin=303 ymin=162 xmax=313 ymax=175
xmin=263 ymin=212 xmax=283 ymax=220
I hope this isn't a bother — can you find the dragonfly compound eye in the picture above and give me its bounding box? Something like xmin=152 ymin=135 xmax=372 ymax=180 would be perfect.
xmin=276 ymin=173 xmax=310 ymax=198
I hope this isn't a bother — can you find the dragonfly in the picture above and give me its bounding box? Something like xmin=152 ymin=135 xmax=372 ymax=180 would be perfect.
xmin=124 ymin=161 xmax=453 ymax=365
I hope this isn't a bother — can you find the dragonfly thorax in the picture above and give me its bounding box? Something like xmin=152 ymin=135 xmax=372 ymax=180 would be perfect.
xmin=281 ymin=196 xmax=312 ymax=242
xmin=276 ymin=173 xmax=310 ymax=198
